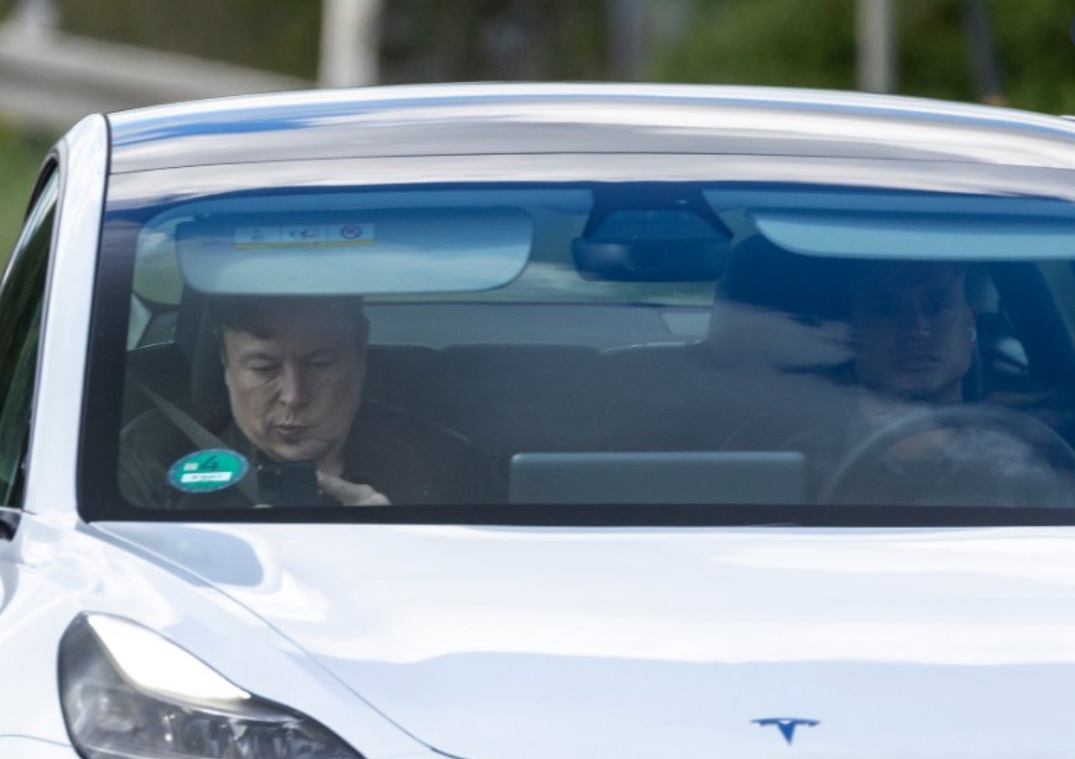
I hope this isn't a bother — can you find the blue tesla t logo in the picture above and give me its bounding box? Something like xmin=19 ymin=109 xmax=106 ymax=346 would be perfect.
xmin=752 ymin=717 xmax=820 ymax=745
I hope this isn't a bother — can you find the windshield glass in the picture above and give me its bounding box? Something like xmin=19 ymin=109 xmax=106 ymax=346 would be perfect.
xmin=82 ymin=174 xmax=1075 ymax=525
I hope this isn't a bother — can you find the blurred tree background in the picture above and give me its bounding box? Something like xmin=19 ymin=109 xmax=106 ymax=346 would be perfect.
xmin=658 ymin=0 xmax=1075 ymax=114
xmin=53 ymin=0 xmax=611 ymax=82
xmin=40 ymin=0 xmax=1075 ymax=109
xmin=1 ymin=0 xmax=1074 ymax=255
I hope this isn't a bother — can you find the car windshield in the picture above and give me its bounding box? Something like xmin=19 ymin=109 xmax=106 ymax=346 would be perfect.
xmin=82 ymin=172 xmax=1075 ymax=525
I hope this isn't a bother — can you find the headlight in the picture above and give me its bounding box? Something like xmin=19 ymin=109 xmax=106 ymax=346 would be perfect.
xmin=58 ymin=613 xmax=364 ymax=759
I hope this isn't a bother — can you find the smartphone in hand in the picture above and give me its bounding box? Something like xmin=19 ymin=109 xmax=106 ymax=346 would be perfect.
xmin=257 ymin=461 xmax=318 ymax=506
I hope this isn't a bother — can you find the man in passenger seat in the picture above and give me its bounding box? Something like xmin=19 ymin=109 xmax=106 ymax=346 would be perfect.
xmin=120 ymin=296 xmax=480 ymax=509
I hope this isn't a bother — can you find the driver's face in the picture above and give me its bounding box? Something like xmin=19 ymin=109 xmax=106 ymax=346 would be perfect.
xmin=851 ymin=262 xmax=975 ymax=403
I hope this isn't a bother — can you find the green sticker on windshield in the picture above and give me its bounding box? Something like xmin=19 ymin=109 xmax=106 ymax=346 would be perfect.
xmin=167 ymin=449 xmax=249 ymax=494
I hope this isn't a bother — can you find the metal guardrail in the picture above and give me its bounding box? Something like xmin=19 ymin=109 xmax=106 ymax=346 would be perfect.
xmin=0 ymin=20 xmax=310 ymax=133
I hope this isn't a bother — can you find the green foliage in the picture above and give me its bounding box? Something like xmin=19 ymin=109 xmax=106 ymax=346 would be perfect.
xmin=891 ymin=0 xmax=1075 ymax=112
xmin=658 ymin=0 xmax=1075 ymax=115
xmin=15 ymin=0 xmax=1075 ymax=114
xmin=56 ymin=0 xmax=321 ymax=79
xmin=54 ymin=0 xmax=609 ymax=84
xmin=899 ymin=0 xmax=976 ymax=101
xmin=656 ymin=0 xmax=858 ymax=89
xmin=990 ymin=0 xmax=1075 ymax=114
xmin=380 ymin=0 xmax=608 ymax=83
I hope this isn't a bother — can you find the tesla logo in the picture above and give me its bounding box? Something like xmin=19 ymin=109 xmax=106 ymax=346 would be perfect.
xmin=752 ymin=717 xmax=820 ymax=745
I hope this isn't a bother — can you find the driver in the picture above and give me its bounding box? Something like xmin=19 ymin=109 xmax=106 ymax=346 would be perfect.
xmin=850 ymin=260 xmax=975 ymax=406
xmin=792 ymin=260 xmax=1073 ymax=506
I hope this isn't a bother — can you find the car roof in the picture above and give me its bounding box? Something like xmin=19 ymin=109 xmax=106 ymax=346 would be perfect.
xmin=105 ymin=82 xmax=1075 ymax=174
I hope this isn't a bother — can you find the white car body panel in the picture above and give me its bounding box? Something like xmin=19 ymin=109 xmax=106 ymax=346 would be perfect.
xmin=86 ymin=520 xmax=1075 ymax=759
xmin=0 ymin=737 xmax=76 ymax=758
xmin=0 ymin=514 xmax=432 ymax=757
xmin=27 ymin=115 xmax=107 ymax=519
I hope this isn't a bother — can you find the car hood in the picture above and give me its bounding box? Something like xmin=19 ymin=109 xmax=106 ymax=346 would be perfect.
xmin=100 ymin=522 xmax=1075 ymax=759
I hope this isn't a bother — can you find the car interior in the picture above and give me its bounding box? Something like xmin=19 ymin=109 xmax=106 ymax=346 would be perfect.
xmin=113 ymin=182 xmax=1075 ymax=511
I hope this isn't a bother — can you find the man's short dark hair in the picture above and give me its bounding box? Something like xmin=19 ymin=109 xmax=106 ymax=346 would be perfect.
xmin=209 ymin=295 xmax=368 ymax=341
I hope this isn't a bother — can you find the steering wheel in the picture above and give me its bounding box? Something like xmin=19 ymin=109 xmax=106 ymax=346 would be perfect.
xmin=817 ymin=403 xmax=1075 ymax=505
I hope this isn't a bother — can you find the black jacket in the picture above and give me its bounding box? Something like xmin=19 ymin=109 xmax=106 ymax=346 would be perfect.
xmin=119 ymin=399 xmax=482 ymax=509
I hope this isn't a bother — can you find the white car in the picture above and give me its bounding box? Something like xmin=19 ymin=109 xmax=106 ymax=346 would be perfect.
xmin=5 ymin=82 xmax=1075 ymax=759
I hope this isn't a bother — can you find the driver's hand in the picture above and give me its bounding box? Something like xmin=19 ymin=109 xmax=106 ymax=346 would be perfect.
xmin=317 ymin=472 xmax=391 ymax=506
xmin=984 ymin=388 xmax=1072 ymax=433
xmin=888 ymin=429 xmax=952 ymax=461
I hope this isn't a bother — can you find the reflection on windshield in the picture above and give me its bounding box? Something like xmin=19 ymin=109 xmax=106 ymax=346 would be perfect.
xmin=97 ymin=182 xmax=1075 ymax=521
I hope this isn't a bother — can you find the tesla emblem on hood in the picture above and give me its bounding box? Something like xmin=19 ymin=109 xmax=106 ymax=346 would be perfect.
xmin=752 ymin=717 xmax=820 ymax=745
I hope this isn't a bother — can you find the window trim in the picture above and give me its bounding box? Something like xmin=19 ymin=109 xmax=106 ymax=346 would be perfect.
xmin=0 ymin=164 xmax=59 ymax=513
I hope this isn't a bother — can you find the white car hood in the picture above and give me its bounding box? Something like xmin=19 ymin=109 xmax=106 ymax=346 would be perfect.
xmin=102 ymin=522 xmax=1075 ymax=759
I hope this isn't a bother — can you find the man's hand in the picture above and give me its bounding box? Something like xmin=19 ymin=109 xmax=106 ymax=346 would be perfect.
xmin=317 ymin=472 xmax=391 ymax=506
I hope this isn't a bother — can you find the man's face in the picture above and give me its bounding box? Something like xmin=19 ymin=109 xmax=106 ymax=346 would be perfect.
xmin=850 ymin=263 xmax=975 ymax=403
xmin=220 ymin=300 xmax=366 ymax=470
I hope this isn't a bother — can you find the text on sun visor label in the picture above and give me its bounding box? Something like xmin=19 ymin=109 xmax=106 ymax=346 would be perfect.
xmin=234 ymin=223 xmax=376 ymax=248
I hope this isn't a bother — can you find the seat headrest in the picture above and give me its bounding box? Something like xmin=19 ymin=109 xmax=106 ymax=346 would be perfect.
xmin=716 ymin=235 xmax=852 ymax=322
xmin=176 ymin=287 xmax=231 ymax=428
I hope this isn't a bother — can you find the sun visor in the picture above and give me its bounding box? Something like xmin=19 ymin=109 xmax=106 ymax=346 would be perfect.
xmin=176 ymin=207 xmax=533 ymax=295
xmin=709 ymin=189 xmax=1075 ymax=261
xmin=751 ymin=210 xmax=1075 ymax=261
